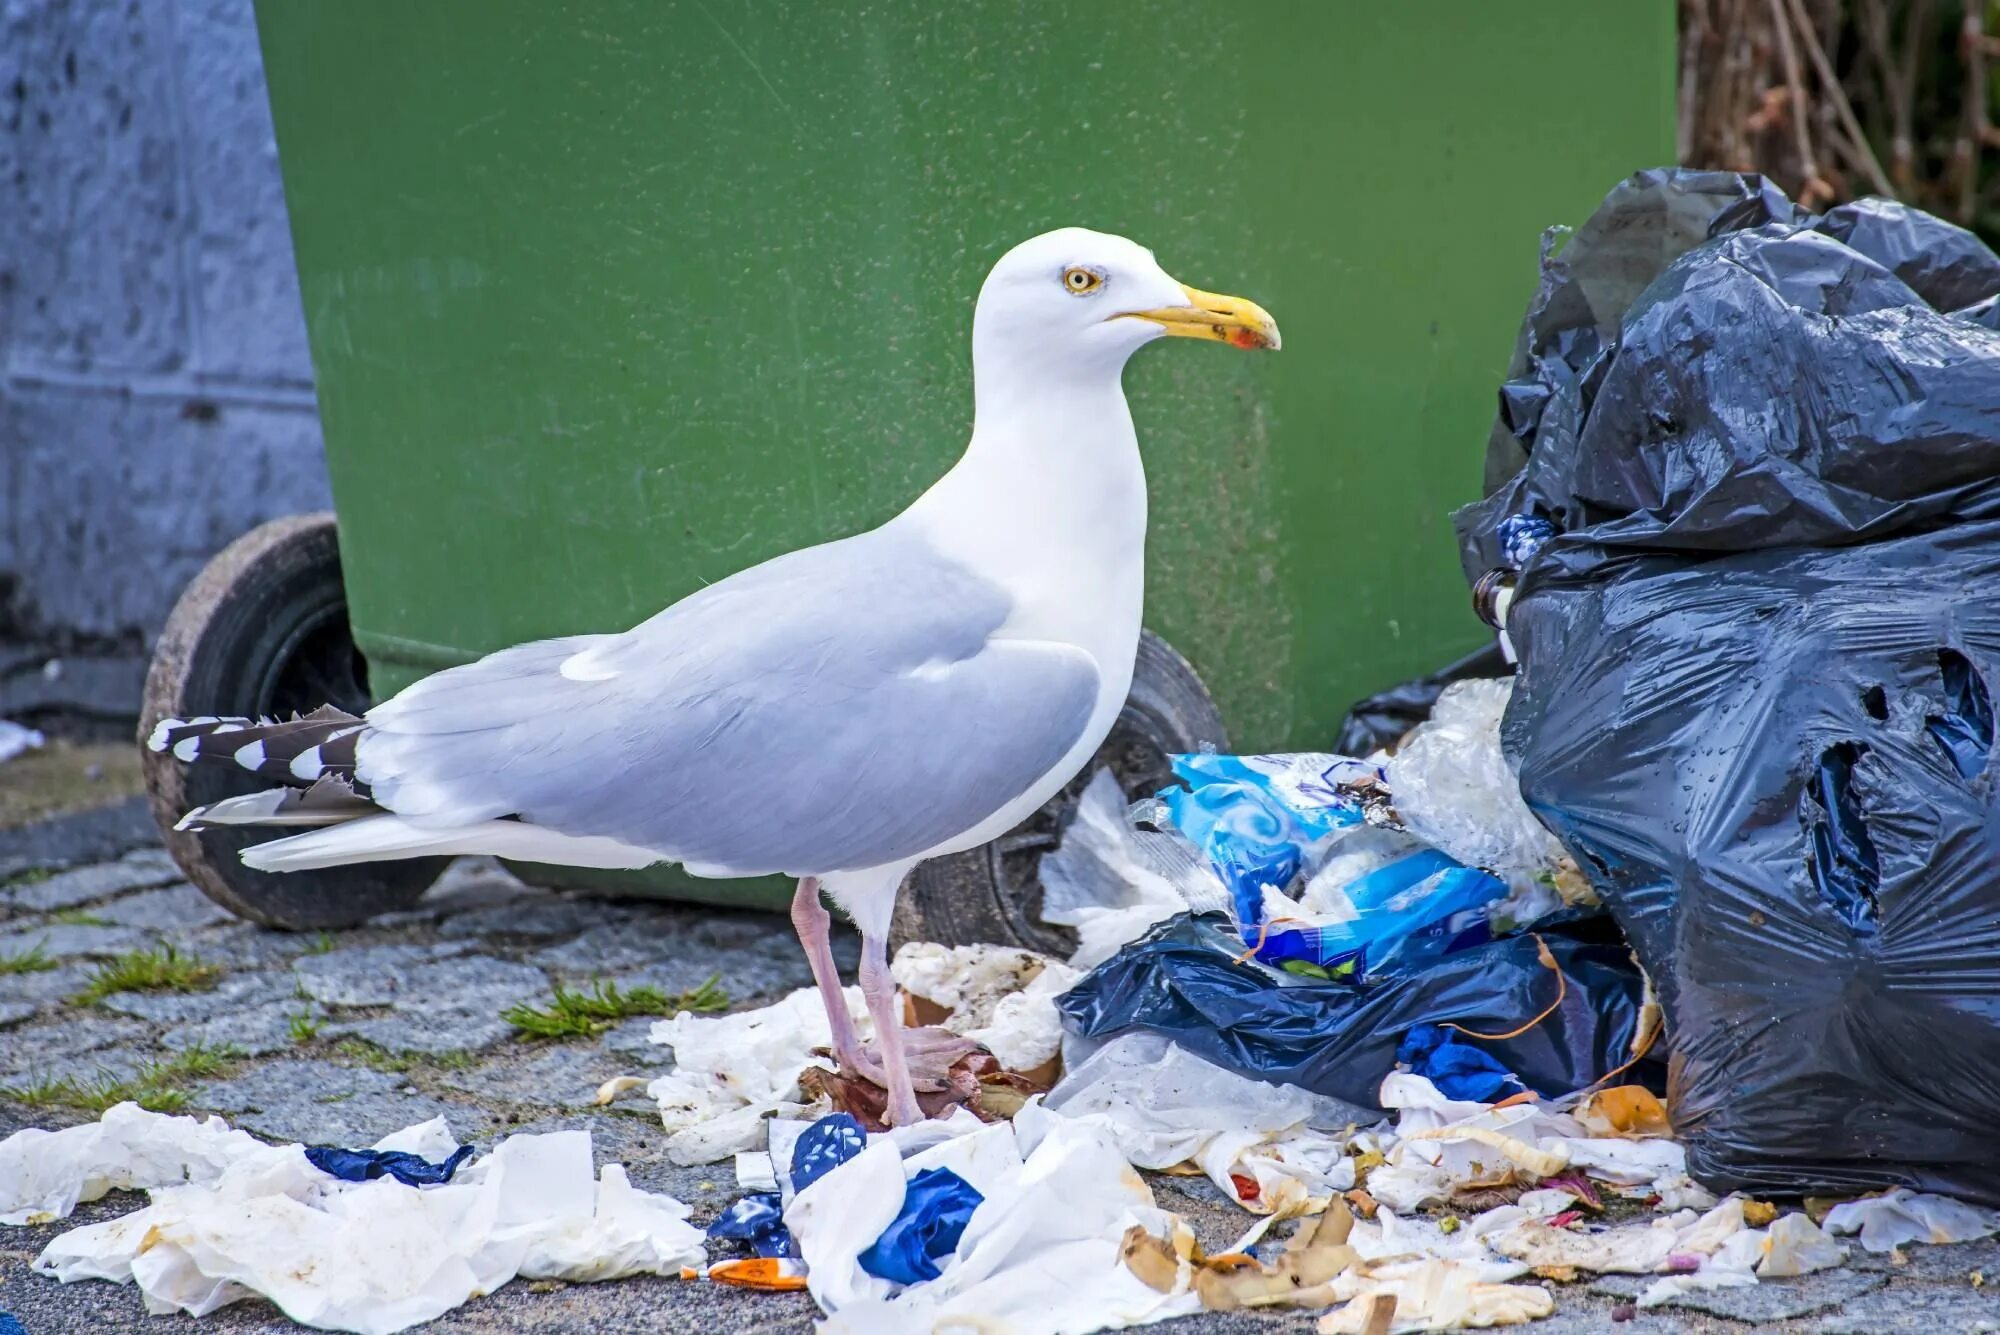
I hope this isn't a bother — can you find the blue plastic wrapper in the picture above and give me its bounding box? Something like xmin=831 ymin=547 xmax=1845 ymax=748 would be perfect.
xmin=707 ymin=1191 xmax=792 ymax=1258
xmin=1397 ymin=1023 xmax=1529 ymax=1102
xmin=303 ymin=1143 xmax=475 ymax=1187
xmin=857 ymin=1167 xmax=983 ymax=1286
xmin=1157 ymin=752 xmax=1510 ymax=980
xmin=789 ymin=1112 xmax=866 ymax=1195
xmin=1256 ymin=853 xmax=1506 ymax=978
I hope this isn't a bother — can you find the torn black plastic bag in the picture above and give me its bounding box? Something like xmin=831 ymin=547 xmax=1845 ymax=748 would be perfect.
xmin=1055 ymin=912 xmax=1655 ymax=1110
xmin=1455 ymin=168 xmax=2000 ymax=1201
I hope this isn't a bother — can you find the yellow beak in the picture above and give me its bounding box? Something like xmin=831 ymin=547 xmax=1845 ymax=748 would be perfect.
xmin=1123 ymin=284 xmax=1282 ymax=350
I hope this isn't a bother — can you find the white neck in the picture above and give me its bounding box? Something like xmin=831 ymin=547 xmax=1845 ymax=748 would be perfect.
xmin=899 ymin=354 xmax=1149 ymax=655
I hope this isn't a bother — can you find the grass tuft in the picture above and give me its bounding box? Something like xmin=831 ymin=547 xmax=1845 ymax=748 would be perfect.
xmin=0 ymin=1042 xmax=240 ymax=1116
xmin=332 ymin=1037 xmax=477 ymax=1073
xmin=503 ymin=974 xmax=726 ymax=1041
xmin=0 ymin=941 xmax=56 ymax=975
xmin=302 ymin=932 xmax=339 ymax=956
xmin=48 ymin=908 xmax=112 ymax=927
xmin=71 ymin=944 xmax=221 ymax=1005
xmin=287 ymin=1010 xmax=322 ymax=1044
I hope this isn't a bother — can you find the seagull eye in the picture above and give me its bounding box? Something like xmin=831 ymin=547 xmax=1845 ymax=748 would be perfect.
xmin=1062 ymin=266 xmax=1105 ymax=296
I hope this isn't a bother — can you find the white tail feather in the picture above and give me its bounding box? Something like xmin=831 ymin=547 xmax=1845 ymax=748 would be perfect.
xmin=239 ymin=815 xmax=663 ymax=872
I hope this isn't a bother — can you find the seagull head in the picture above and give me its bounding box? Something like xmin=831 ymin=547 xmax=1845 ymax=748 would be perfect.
xmin=972 ymin=227 xmax=1280 ymax=381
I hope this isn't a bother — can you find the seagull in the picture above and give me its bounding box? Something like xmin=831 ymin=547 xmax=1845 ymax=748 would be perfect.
xmin=148 ymin=227 xmax=1279 ymax=1126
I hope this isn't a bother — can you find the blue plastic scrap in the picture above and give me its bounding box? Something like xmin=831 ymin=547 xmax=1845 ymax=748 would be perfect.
xmin=1496 ymin=513 xmax=1557 ymax=570
xmin=789 ymin=1112 xmax=866 ymax=1195
xmin=0 ymin=1313 xmax=25 ymax=1335
xmin=1397 ymin=1023 xmax=1529 ymax=1103
xmin=856 ymin=1167 xmax=984 ymax=1286
xmin=1256 ymin=854 xmax=1507 ymax=979
xmin=707 ymin=1191 xmax=793 ymax=1258
xmin=303 ymin=1142 xmax=475 ymax=1187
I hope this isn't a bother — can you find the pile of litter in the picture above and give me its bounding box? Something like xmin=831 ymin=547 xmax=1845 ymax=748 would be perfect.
xmin=1 ymin=1103 xmax=703 ymax=1334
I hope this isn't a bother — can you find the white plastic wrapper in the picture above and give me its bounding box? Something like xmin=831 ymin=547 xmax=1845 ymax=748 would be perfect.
xmin=645 ymin=984 xmax=873 ymax=1164
xmin=890 ymin=942 xmax=1081 ymax=1071
xmin=1037 ymin=768 xmax=1228 ymax=968
xmin=22 ymin=1110 xmax=703 ymax=1335
xmin=0 ymin=1102 xmax=262 ymax=1225
xmin=1044 ymin=1031 xmax=1370 ymax=1216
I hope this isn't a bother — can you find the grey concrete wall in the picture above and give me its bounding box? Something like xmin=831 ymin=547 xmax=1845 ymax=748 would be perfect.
xmin=0 ymin=0 xmax=330 ymax=723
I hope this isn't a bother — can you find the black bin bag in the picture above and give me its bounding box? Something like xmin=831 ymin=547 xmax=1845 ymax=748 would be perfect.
xmin=1456 ymin=167 xmax=2000 ymax=1201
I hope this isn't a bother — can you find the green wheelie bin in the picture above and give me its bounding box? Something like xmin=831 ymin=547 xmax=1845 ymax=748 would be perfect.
xmin=139 ymin=2 xmax=1675 ymax=940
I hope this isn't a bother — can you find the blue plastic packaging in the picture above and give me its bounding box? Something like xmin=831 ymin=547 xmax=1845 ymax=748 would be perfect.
xmin=856 ymin=1167 xmax=983 ymax=1285
xmin=707 ymin=1191 xmax=792 ymax=1258
xmin=303 ymin=1143 xmax=475 ymax=1187
xmin=789 ymin=1112 xmax=866 ymax=1195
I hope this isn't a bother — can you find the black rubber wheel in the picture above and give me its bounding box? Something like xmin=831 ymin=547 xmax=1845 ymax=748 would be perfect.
xmin=890 ymin=630 xmax=1227 ymax=954
xmin=138 ymin=513 xmax=446 ymax=929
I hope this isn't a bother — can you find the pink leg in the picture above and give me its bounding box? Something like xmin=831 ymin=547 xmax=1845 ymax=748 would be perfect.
xmin=858 ymin=929 xmax=924 ymax=1127
xmin=791 ymin=876 xmax=871 ymax=1074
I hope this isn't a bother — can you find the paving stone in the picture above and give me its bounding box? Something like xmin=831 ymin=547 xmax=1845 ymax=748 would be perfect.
xmin=436 ymin=895 xmax=616 ymax=940
xmin=1647 ymin=1268 xmax=1886 ymax=1321
xmin=1804 ymin=1278 xmax=2000 ymax=1332
xmin=1850 ymin=1236 xmax=2000 ymax=1280
xmin=92 ymin=881 xmax=233 ymax=931
xmin=292 ymin=941 xmax=471 ymax=1006
xmin=193 ymin=1059 xmax=480 ymax=1146
xmin=162 ymin=999 xmax=329 ymax=1058
xmin=0 ymin=848 xmax=183 ymax=913
xmin=613 ymin=950 xmax=813 ymax=1007
xmin=194 ymin=921 xmax=321 ymax=969
xmin=0 ymin=1015 xmax=151 ymax=1080
xmin=601 ymin=1016 xmax=675 ymax=1063
xmin=0 ymin=922 xmax=147 ymax=959
xmin=327 ymin=1009 xmax=519 ymax=1056
xmin=101 ymin=968 xmax=296 ymax=1024
xmin=0 ymin=959 xmax=93 ymax=1007
xmin=0 ymin=1000 xmax=37 ymax=1027
xmin=437 ymin=1044 xmax=634 ymax=1106
xmin=371 ymin=858 xmax=537 ymax=926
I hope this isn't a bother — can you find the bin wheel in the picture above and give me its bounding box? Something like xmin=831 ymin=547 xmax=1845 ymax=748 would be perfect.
xmin=890 ymin=630 xmax=1227 ymax=955
xmin=138 ymin=513 xmax=447 ymax=930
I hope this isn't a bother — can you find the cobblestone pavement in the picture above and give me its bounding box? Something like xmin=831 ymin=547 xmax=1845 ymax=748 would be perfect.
xmin=4 ymin=797 xmax=2000 ymax=1333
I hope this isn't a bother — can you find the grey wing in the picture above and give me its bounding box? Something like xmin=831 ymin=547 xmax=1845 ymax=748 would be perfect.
xmin=357 ymin=528 xmax=1102 ymax=875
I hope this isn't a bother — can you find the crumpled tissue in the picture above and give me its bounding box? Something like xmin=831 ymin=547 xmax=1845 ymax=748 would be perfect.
xmin=890 ymin=941 xmax=1080 ymax=1071
xmin=0 ymin=1101 xmax=261 ymax=1225
xmin=790 ymin=1102 xmax=1198 ymax=1334
xmin=1823 ymin=1187 xmax=2000 ymax=1253
xmin=646 ymin=984 xmax=873 ymax=1164
xmin=27 ymin=1110 xmax=703 ymax=1335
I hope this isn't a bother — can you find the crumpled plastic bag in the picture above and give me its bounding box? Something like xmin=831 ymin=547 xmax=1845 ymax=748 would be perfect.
xmin=1822 ymin=1187 xmax=2000 ymax=1253
xmin=1037 ymin=767 xmax=1228 ymax=969
xmin=1057 ymin=912 xmax=1652 ymax=1109
xmin=646 ymin=984 xmax=873 ymax=1164
xmin=1383 ymin=678 xmax=1590 ymax=918
xmin=0 ymin=1102 xmax=262 ymax=1226
xmin=789 ymin=1104 xmax=1198 ymax=1335
xmin=890 ymin=942 xmax=1080 ymax=1071
xmin=1043 ymin=1031 xmax=1368 ymax=1216
xmin=29 ymin=1113 xmax=703 ymax=1335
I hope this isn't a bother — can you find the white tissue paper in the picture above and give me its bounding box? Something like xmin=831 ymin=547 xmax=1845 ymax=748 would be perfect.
xmin=646 ymin=984 xmax=873 ymax=1164
xmin=20 ymin=1108 xmax=702 ymax=1335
